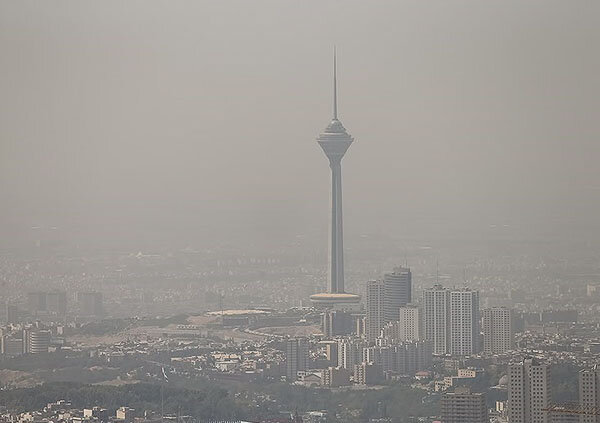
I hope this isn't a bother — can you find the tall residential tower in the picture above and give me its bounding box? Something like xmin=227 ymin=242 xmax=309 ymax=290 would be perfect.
xmin=482 ymin=307 xmax=514 ymax=355
xmin=423 ymin=285 xmax=480 ymax=356
xmin=508 ymin=357 xmax=551 ymax=423
xmin=383 ymin=267 xmax=412 ymax=322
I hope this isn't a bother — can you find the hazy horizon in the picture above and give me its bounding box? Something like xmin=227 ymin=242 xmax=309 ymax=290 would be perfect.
xmin=2 ymin=1 xmax=599 ymax=250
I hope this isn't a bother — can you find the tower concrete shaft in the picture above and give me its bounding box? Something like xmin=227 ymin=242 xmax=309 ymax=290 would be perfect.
xmin=329 ymin=159 xmax=344 ymax=292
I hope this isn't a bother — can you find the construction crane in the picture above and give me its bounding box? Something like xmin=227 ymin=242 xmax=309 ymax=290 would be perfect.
xmin=544 ymin=402 xmax=600 ymax=416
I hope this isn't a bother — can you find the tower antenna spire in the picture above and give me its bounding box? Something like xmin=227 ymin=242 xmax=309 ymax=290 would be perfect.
xmin=333 ymin=46 xmax=337 ymax=120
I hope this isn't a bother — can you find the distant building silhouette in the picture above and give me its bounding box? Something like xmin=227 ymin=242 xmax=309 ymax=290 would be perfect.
xmin=77 ymin=292 xmax=104 ymax=316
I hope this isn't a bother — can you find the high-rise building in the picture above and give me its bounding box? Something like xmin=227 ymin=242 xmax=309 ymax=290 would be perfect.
xmin=322 ymin=341 xmax=338 ymax=366
xmin=25 ymin=291 xmax=67 ymax=317
xmin=366 ymin=280 xmax=385 ymax=342
xmin=46 ymin=291 xmax=67 ymax=316
xmin=365 ymin=268 xmax=413 ymax=343
xmin=322 ymin=366 xmax=351 ymax=387
xmin=286 ymin=338 xmax=308 ymax=382
xmin=383 ymin=267 xmax=412 ymax=323
xmin=449 ymin=289 xmax=480 ymax=356
xmin=24 ymin=329 xmax=51 ymax=354
xmin=404 ymin=340 xmax=433 ymax=375
xmin=398 ymin=305 xmax=421 ymax=341
xmin=423 ymin=285 xmax=450 ymax=355
xmin=0 ymin=335 xmax=24 ymax=357
xmin=322 ymin=310 xmax=354 ymax=337
xmin=5 ymin=303 xmax=19 ymax=324
xmin=27 ymin=292 xmax=47 ymax=314
xmin=508 ymin=357 xmax=551 ymax=423
xmin=77 ymin=292 xmax=104 ymax=316
xmin=363 ymin=341 xmax=432 ymax=376
xmin=423 ymin=285 xmax=479 ymax=356
xmin=338 ymin=338 xmax=364 ymax=369
xmin=309 ymin=50 xmax=360 ymax=310
xmin=482 ymin=307 xmax=514 ymax=355
xmin=580 ymin=367 xmax=600 ymax=423
xmin=440 ymin=387 xmax=488 ymax=423
xmin=353 ymin=362 xmax=384 ymax=385
xmin=380 ymin=321 xmax=400 ymax=343
xmin=381 ymin=305 xmax=421 ymax=343
xmin=355 ymin=315 xmax=366 ymax=338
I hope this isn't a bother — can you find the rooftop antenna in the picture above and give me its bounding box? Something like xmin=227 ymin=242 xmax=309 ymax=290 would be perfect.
xmin=436 ymin=259 xmax=439 ymax=284
xmin=333 ymin=46 xmax=338 ymax=120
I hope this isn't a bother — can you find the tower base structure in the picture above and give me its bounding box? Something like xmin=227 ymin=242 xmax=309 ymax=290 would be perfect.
xmin=309 ymin=292 xmax=361 ymax=310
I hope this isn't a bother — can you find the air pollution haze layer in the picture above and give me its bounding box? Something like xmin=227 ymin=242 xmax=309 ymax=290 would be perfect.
xmin=1 ymin=1 xmax=599 ymax=250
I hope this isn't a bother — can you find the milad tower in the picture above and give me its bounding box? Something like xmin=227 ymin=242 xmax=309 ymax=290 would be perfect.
xmin=310 ymin=50 xmax=360 ymax=309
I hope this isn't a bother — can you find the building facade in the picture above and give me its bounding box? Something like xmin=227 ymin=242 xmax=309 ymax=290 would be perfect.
xmin=383 ymin=267 xmax=412 ymax=323
xmin=322 ymin=310 xmax=354 ymax=337
xmin=398 ymin=305 xmax=421 ymax=341
xmin=423 ymin=285 xmax=479 ymax=356
xmin=286 ymin=338 xmax=309 ymax=381
xmin=77 ymin=292 xmax=104 ymax=316
xmin=440 ymin=387 xmax=488 ymax=423
xmin=24 ymin=329 xmax=51 ymax=354
xmin=449 ymin=289 xmax=479 ymax=356
xmin=580 ymin=367 xmax=600 ymax=423
xmin=508 ymin=357 xmax=551 ymax=423
xmin=362 ymin=340 xmax=432 ymax=376
xmin=338 ymin=338 xmax=364 ymax=369
xmin=423 ymin=285 xmax=450 ymax=355
xmin=482 ymin=307 xmax=514 ymax=355
xmin=366 ymin=280 xmax=385 ymax=342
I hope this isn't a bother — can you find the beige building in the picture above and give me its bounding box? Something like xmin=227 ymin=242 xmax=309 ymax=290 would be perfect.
xmin=116 ymin=407 xmax=135 ymax=423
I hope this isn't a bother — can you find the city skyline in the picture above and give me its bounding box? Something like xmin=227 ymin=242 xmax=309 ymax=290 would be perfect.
xmin=1 ymin=2 xmax=599 ymax=422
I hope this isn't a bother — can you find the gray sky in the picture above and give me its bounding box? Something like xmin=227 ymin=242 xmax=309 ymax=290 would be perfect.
xmin=1 ymin=1 xmax=599 ymax=249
